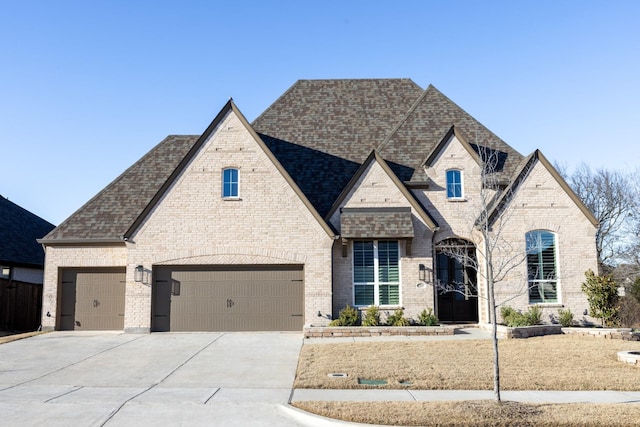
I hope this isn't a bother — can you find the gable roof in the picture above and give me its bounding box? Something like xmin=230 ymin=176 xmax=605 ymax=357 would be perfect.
xmin=253 ymin=79 xmax=424 ymax=217
xmin=326 ymin=150 xmax=438 ymax=231
xmin=422 ymin=126 xmax=482 ymax=168
xmin=42 ymin=79 xmax=541 ymax=243
xmin=378 ymin=85 xmax=523 ymax=183
xmin=254 ymin=81 xmax=524 ymax=217
xmin=42 ymin=100 xmax=336 ymax=243
xmin=0 ymin=196 xmax=54 ymax=266
xmin=485 ymin=150 xmax=599 ymax=228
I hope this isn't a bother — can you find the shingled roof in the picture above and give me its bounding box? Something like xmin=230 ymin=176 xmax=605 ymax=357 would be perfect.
xmin=43 ymin=79 xmax=527 ymax=242
xmin=378 ymin=85 xmax=523 ymax=182
xmin=42 ymin=135 xmax=199 ymax=241
xmin=0 ymin=196 xmax=54 ymax=266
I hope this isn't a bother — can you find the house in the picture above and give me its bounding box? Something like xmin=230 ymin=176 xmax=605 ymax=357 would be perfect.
xmin=1 ymin=196 xmax=55 ymax=331
xmin=38 ymin=79 xmax=599 ymax=332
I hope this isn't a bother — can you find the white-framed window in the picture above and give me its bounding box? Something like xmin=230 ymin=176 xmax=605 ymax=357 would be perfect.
xmin=526 ymin=230 xmax=559 ymax=303
xmin=222 ymin=168 xmax=239 ymax=198
xmin=353 ymin=240 xmax=400 ymax=306
xmin=446 ymin=169 xmax=463 ymax=199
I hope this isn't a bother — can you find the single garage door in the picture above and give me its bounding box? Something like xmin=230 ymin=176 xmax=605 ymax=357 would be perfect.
xmin=59 ymin=268 xmax=126 ymax=330
xmin=152 ymin=265 xmax=304 ymax=332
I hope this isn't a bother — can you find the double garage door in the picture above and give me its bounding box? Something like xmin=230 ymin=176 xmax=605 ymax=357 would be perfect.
xmin=152 ymin=265 xmax=304 ymax=332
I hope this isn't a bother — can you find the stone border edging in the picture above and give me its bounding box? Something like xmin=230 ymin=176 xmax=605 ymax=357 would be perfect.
xmin=303 ymin=325 xmax=455 ymax=338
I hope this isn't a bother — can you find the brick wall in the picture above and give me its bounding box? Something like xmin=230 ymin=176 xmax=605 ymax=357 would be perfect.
xmin=128 ymin=111 xmax=334 ymax=331
xmin=328 ymin=160 xmax=434 ymax=321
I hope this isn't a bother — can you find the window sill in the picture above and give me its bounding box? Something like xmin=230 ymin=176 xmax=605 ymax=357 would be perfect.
xmin=222 ymin=197 xmax=242 ymax=201
xmin=447 ymin=198 xmax=467 ymax=202
xmin=529 ymin=302 xmax=562 ymax=307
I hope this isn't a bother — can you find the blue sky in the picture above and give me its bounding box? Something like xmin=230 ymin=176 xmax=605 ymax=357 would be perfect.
xmin=2 ymin=1 xmax=639 ymax=225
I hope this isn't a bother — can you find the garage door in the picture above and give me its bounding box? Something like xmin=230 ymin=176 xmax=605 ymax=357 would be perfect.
xmin=59 ymin=268 xmax=126 ymax=330
xmin=152 ymin=265 xmax=304 ymax=332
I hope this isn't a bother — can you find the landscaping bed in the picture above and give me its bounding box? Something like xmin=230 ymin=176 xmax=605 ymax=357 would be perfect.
xmin=304 ymin=325 xmax=455 ymax=338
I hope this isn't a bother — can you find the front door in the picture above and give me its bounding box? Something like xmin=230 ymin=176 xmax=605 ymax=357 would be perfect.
xmin=436 ymin=244 xmax=479 ymax=323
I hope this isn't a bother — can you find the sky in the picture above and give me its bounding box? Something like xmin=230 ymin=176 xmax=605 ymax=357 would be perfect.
xmin=1 ymin=0 xmax=639 ymax=226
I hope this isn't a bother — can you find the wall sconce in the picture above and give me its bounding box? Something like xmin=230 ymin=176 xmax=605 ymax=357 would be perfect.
xmin=134 ymin=265 xmax=144 ymax=283
xmin=419 ymin=264 xmax=427 ymax=282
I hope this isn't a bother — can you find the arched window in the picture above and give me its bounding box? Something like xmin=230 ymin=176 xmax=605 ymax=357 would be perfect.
xmin=222 ymin=168 xmax=239 ymax=198
xmin=446 ymin=169 xmax=463 ymax=199
xmin=526 ymin=230 xmax=558 ymax=303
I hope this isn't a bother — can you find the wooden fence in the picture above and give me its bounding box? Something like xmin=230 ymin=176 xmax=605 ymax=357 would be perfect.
xmin=0 ymin=279 xmax=43 ymax=332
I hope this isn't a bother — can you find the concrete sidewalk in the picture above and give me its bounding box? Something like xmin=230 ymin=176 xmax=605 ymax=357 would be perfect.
xmin=291 ymin=388 xmax=640 ymax=404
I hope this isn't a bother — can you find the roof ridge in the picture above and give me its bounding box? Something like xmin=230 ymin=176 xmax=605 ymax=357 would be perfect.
xmin=377 ymin=84 xmax=435 ymax=152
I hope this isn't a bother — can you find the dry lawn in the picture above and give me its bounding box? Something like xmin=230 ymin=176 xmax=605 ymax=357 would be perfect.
xmin=295 ymin=335 xmax=640 ymax=390
xmin=293 ymin=401 xmax=640 ymax=427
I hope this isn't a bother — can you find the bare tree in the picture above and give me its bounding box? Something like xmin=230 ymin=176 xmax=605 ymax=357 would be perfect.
xmin=435 ymin=145 xmax=538 ymax=402
xmin=556 ymin=163 xmax=637 ymax=271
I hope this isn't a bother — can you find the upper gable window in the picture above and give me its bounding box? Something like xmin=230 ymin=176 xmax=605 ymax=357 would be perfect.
xmin=446 ymin=170 xmax=463 ymax=199
xmin=222 ymin=168 xmax=239 ymax=198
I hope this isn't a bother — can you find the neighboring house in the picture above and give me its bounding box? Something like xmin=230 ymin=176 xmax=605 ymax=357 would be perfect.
xmin=0 ymin=196 xmax=55 ymax=331
xmin=38 ymin=79 xmax=599 ymax=333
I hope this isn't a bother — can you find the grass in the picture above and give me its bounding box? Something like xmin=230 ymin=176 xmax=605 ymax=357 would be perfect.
xmin=292 ymin=401 xmax=640 ymax=426
xmin=295 ymin=335 xmax=640 ymax=390
xmin=294 ymin=335 xmax=640 ymax=425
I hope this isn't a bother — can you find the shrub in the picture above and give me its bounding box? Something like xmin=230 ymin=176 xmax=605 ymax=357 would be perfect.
xmin=500 ymin=305 xmax=542 ymax=327
xmin=386 ymin=308 xmax=410 ymax=326
xmin=525 ymin=305 xmax=542 ymax=325
xmin=581 ymin=270 xmax=619 ymax=326
xmin=329 ymin=305 xmax=360 ymax=326
xmin=418 ymin=308 xmax=439 ymax=326
xmin=362 ymin=306 xmax=380 ymax=326
xmin=557 ymin=308 xmax=574 ymax=327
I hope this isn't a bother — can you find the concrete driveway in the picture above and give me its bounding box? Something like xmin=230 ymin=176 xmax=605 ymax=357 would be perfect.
xmin=0 ymin=331 xmax=308 ymax=426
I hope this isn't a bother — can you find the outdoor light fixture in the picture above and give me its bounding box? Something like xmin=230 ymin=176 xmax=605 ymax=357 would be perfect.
xmin=419 ymin=264 xmax=427 ymax=282
xmin=134 ymin=265 xmax=144 ymax=283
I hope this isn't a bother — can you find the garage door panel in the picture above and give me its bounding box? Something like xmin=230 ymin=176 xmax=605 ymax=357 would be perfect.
xmin=152 ymin=266 xmax=304 ymax=332
xmin=60 ymin=269 xmax=126 ymax=331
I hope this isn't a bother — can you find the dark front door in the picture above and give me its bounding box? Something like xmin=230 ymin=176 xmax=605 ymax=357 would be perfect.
xmin=436 ymin=252 xmax=478 ymax=323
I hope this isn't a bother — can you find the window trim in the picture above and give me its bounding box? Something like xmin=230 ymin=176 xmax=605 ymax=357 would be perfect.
xmin=526 ymin=230 xmax=560 ymax=304
xmin=222 ymin=167 xmax=240 ymax=199
xmin=446 ymin=169 xmax=464 ymax=200
xmin=352 ymin=240 xmax=401 ymax=307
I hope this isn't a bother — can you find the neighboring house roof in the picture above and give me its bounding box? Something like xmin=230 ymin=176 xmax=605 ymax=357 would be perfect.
xmin=0 ymin=196 xmax=55 ymax=267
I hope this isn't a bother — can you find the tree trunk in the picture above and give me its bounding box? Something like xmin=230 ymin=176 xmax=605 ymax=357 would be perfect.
xmin=485 ymin=240 xmax=501 ymax=403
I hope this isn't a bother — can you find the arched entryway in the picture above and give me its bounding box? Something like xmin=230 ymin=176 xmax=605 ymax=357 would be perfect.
xmin=435 ymin=238 xmax=479 ymax=323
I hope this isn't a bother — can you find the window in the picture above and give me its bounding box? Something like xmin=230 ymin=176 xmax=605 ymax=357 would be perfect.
xmin=526 ymin=230 xmax=558 ymax=303
xmin=353 ymin=240 xmax=400 ymax=306
xmin=222 ymin=168 xmax=239 ymax=198
xmin=0 ymin=266 xmax=9 ymax=279
xmin=446 ymin=170 xmax=463 ymax=199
